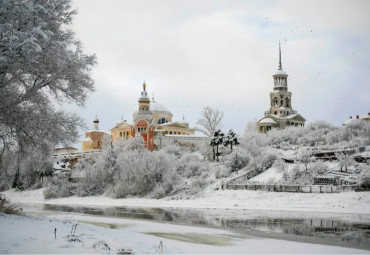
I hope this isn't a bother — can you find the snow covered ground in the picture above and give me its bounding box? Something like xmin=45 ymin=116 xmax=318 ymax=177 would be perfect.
xmin=3 ymin=188 xmax=370 ymax=215
xmin=1 ymin=212 xmax=369 ymax=254
xmin=2 ymin=188 xmax=370 ymax=253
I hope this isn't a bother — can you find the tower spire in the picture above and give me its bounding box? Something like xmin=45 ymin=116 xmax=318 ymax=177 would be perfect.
xmin=278 ymin=41 xmax=282 ymax=70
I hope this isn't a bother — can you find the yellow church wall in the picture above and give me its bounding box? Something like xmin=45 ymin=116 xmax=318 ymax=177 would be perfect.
xmin=82 ymin=140 xmax=94 ymax=152
xmin=111 ymin=127 xmax=134 ymax=142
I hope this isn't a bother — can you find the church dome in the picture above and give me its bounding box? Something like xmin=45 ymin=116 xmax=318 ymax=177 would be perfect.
xmin=150 ymin=100 xmax=172 ymax=115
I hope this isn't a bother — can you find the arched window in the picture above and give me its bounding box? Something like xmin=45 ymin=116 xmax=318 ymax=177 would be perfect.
xmin=274 ymin=97 xmax=278 ymax=106
xmin=285 ymin=97 xmax=289 ymax=107
xmin=158 ymin=118 xmax=168 ymax=124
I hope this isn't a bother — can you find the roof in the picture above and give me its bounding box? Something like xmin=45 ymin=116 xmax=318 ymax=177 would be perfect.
xmin=150 ymin=100 xmax=172 ymax=115
xmin=344 ymin=115 xmax=370 ymax=125
xmin=258 ymin=113 xmax=306 ymax=123
xmin=158 ymin=121 xmax=189 ymax=128
xmin=273 ymin=69 xmax=288 ymax=76
xmin=258 ymin=118 xmax=276 ymax=124
xmin=82 ymin=137 xmax=93 ymax=142
xmin=111 ymin=120 xmax=133 ymax=130
xmin=54 ymin=147 xmax=78 ymax=151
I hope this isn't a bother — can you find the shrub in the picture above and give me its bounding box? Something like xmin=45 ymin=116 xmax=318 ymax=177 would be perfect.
xmin=214 ymin=164 xmax=230 ymax=179
xmin=358 ymin=167 xmax=370 ymax=189
xmin=224 ymin=149 xmax=250 ymax=172
xmin=44 ymin=178 xmax=75 ymax=199
xmin=0 ymin=194 xmax=23 ymax=215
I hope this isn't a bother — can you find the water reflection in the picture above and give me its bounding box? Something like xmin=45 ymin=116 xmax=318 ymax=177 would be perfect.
xmin=42 ymin=204 xmax=370 ymax=249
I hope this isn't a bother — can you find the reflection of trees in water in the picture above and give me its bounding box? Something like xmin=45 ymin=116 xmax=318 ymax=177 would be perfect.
xmin=43 ymin=204 xmax=370 ymax=245
xmin=222 ymin=217 xmax=370 ymax=244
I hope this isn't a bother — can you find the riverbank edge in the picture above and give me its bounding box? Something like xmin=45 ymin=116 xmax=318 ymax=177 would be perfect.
xmin=3 ymin=188 xmax=370 ymax=215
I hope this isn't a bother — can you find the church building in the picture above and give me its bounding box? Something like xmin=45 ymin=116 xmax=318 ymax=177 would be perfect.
xmin=257 ymin=44 xmax=306 ymax=133
xmin=83 ymin=81 xmax=195 ymax=151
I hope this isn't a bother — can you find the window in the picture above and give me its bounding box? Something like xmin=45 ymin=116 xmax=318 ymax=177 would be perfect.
xmin=274 ymin=111 xmax=277 ymax=115
xmin=274 ymin=97 xmax=278 ymax=106
xmin=158 ymin=118 xmax=168 ymax=124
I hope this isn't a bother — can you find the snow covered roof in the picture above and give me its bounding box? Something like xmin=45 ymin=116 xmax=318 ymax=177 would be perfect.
xmin=273 ymin=69 xmax=288 ymax=76
xmin=158 ymin=121 xmax=189 ymax=127
xmin=259 ymin=118 xmax=276 ymax=124
xmin=85 ymin=130 xmax=105 ymax=134
xmin=150 ymin=100 xmax=172 ymax=115
xmin=82 ymin=137 xmax=93 ymax=142
xmin=111 ymin=120 xmax=133 ymax=130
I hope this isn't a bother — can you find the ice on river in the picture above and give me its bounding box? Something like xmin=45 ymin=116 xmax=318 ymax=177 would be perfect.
xmin=1 ymin=212 xmax=369 ymax=254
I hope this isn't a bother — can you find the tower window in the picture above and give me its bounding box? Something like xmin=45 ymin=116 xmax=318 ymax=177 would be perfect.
xmin=158 ymin=118 xmax=168 ymax=125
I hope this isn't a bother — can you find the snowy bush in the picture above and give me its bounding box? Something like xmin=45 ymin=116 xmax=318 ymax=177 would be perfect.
xmin=44 ymin=178 xmax=75 ymax=199
xmin=224 ymin=149 xmax=250 ymax=172
xmin=0 ymin=194 xmax=23 ymax=215
xmin=357 ymin=166 xmax=370 ymax=189
xmin=311 ymin=160 xmax=327 ymax=175
xmin=213 ymin=164 xmax=230 ymax=179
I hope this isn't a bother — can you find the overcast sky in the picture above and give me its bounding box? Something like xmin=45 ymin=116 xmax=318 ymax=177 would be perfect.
xmin=67 ymin=0 xmax=370 ymax=145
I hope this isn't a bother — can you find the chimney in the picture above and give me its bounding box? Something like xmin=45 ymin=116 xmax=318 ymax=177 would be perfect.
xmin=350 ymin=116 xmax=352 ymax=119
xmin=356 ymin=115 xmax=359 ymax=119
xmin=368 ymin=113 xmax=370 ymax=116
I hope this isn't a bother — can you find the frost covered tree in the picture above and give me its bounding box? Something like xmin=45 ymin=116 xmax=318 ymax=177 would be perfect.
xmin=196 ymin=107 xmax=223 ymax=137
xmin=297 ymin=148 xmax=312 ymax=173
xmin=335 ymin=151 xmax=354 ymax=172
xmin=223 ymin=129 xmax=239 ymax=151
xmin=210 ymin=130 xmax=224 ymax=162
xmin=0 ymin=0 xmax=96 ymax=158
xmin=123 ymin=135 xmax=146 ymax=151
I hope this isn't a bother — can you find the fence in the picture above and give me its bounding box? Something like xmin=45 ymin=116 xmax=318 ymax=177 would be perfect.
xmin=224 ymin=183 xmax=357 ymax=193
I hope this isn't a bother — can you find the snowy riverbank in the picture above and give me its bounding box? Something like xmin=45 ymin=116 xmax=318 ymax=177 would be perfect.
xmin=3 ymin=188 xmax=370 ymax=215
xmin=3 ymin=211 xmax=370 ymax=254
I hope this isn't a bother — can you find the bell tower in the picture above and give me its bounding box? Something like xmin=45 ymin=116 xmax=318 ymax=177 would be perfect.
xmin=257 ymin=43 xmax=306 ymax=133
xmin=138 ymin=81 xmax=150 ymax=111
xmin=269 ymin=42 xmax=292 ymax=116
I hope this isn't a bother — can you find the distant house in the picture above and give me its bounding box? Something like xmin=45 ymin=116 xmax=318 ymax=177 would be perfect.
xmin=344 ymin=113 xmax=370 ymax=125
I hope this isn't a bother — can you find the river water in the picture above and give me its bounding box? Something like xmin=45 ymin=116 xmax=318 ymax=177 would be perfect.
xmin=23 ymin=203 xmax=370 ymax=251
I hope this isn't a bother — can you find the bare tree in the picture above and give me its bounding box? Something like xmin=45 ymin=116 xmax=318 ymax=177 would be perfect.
xmin=196 ymin=107 xmax=223 ymax=137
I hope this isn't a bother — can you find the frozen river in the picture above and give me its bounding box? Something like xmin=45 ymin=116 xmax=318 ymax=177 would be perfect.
xmin=21 ymin=203 xmax=370 ymax=253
